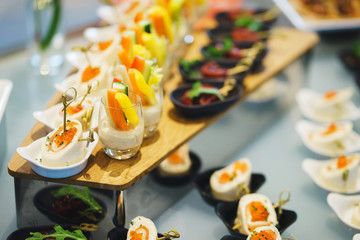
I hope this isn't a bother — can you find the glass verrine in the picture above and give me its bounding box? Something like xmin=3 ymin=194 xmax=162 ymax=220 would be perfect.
xmin=141 ymin=81 xmax=163 ymax=138
xmin=98 ymin=92 xmax=144 ymax=160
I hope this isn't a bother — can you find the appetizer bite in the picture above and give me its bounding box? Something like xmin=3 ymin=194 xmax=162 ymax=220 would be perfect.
xmin=123 ymin=216 xmax=180 ymax=240
xmin=234 ymin=193 xmax=278 ymax=235
xmin=320 ymin=154 xmax=360 ymax=190
xmin=158 ymin=143 xmax=192 ymax=177
xmin=127 ymin=216 xmax=158 ymax=240
xmin=210 ymin=158 xmax=252 ymax=201
xmin=182 ymin=81 xmax=226 ymax=106
xmin=42 ymin=119 xmax=86 ymax=167
xmin=246 ymin=225 xmax=281 ymax=240
xmin=98 ymin=82 xmax=144 ymax=159
xmin=310 ymin=122 xmax=353 ymax=145
xmin=296 ymin=88 xmax=360 ymax=123
xmin=34 ymin=185 xmax=105 ymax=225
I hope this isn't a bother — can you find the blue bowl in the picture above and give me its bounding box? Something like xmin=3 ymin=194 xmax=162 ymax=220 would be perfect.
xmin=170 ymin=82 xmax=243 ymax=118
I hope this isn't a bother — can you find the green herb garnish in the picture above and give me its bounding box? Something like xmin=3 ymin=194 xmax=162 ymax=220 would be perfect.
xmin=180 ymin=59 xmax=201 ymax=78
xmin=188 ymin=81 xmax=225 ymax=101
xmin=352 ymin=41 xmax=360 ymax=59
xmin=234 ymin=16 xmax=261 ymax=31
xmin=203 ymin=38 xmax=233 ymax=58
xmin=52 ymin=185 xmax=103 ymax=215
xmin=26 ymin=224 xmax=87 ymax=240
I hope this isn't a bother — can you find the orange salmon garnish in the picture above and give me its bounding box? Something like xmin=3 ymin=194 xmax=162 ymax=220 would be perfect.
xmin=234 ymin=161 xmax=248 ymax=174
xmin=249 ymin=229 xmax=277 ymax=240
xmin=168 ymin=151 xmax=183 ymax=165
xmin=219 ymin=172 xmax=231 ymax=184
xmin=82 ymin=66 xmax=100 ymax=83
xmin=66 ymin=105 xmax=83 ymax=115
xmin=98 ymin=40 xmax=113 ymax=51
xmin=247 ymin=201 xmax=269 ymax=222
xmin=323 ymin=123 xmax=337 ymax=135
xmin=49 ymin=121 xmax=79 ymax=152
xmin=337 ymin=155 xmax=349 ymax=169
xmin=324 ymin=90 xmax=337 ymax=100
xmin=130 ymin=226 xmax=149 ymax=240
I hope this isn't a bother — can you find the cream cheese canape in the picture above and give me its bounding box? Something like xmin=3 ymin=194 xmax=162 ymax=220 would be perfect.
xmin=127 ymin=216 xmax=158 ymax=240
xmin=41 ymin=120 xmax=86 ymax=167
xmin=158 ymin=144 xmax=191 ymax=176
xmin=234 ymin=193 xmax=278 ymax=235
xmin=210 ymin=158 xmax=251 ymax=201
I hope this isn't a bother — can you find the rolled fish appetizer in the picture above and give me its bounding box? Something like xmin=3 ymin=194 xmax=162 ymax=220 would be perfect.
xmin=126 ymin=216 xmax=180 ymax=240
xmin=210 ymin=158 xmax=251 ymax=201
xmin=41 ymin=119 xmax=86 ymax=167
xmin=315 ymin=88 xmax=353 ymax=108
xmin=320 ymin=154 xmax=360 ymax=190
xmin=127 ymin=216 xmax=158 ymax=240
xmin=246 ymin=226 xmax=282 ymax=240
xmin=234 ymin=193 xmax=278 ymax=235
xmin=158 ymin=143 xmax=192 ymax=176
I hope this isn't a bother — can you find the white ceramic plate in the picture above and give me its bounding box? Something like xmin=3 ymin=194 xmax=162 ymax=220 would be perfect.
xmin=302 ymin=158 xmax=360 ymax=194
xmin=246 ymin=78 xmax=288 ymax=103
xmin=354 ymin=233 xmax=360 ymax=240
xmin=16 ymin=131 xmax=99 ymax=178
xmin=33 ymin=98 xmax=100 ymax=130
xmin=0 ymin=79 xmax=13 ymax=122
xmin=327 ymin=193 xmax=360 ymax=231
xmin=296 ymin=88 xmax=360 ymax=123
xmin=295 ymin=120 xmax=360 ymax=157
xmin=273 ymin=0 xmax=360 ymax=32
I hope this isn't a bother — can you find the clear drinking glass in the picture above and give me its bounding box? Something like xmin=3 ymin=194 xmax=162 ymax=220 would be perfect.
xmin=141 ymin=81 xmax=163 ymax=138
xmin=26 ymin=0 xmax=65 ymax=76
xmin=98 ymin=93 xmax=144 ymax=160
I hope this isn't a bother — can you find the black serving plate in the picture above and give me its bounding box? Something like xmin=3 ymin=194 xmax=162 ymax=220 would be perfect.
xmin=215 ymin=202 xmax=297 ymax=239
xmin=6 ymin=225 xmax=93 ymax=240
xmin=215 ymin=8 xmax=277 ymax=29
xmin=201 ymin=45 xmax=268 ymax=73
xmin=107 ymin=227 xmax=166 ymax=240
xmin=170 ymin=82 xmax=243 ymax=117
xmin=338 ymin=48 xmax=360 ymax=71
xmin=34 ymin=185 xmax=107 ymax=225
xmin=207 ymin=27 xmax=269 ymax=48
xmin=179 ymin=60 xmax=248 ymax=84
xmin=193 ymin=167 xmax=265 ymax=206
xmin=150 ymin=151 xmax=202 ymax=187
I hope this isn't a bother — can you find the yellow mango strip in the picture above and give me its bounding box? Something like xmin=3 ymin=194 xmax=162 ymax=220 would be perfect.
xmin=132 ymin=69 xmax=157 ymax=106
xmin=129 ymin=69 xmax=148 ymax=106
xmin=142 ymin=32 xmax=166 ymax=66
xmin=115 ymin=92 xmax=139 ymax=126
xmin=107 ymin=89 xmax=129 ymax=130
xmin=149 ymin=6 xmax=174 ymax=43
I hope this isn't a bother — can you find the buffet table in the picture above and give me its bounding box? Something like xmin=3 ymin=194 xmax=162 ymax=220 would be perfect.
xmin=1 ymin=0 xmax=359 ymax=239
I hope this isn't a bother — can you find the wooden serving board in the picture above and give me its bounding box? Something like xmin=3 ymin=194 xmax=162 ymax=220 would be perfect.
xmin=8 ymin=27 xmax=319 ymax=191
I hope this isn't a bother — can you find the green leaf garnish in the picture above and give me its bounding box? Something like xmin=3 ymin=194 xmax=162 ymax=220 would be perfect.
xmin=188 ymin=81 xmax=225 ymax=101
xmin=26 ymin=225 xmax=87 ymax=240
xmin=352 ymin=41 xmax=360 ymax=59
xmin=203 ymin=38 xmax=234 ymax=58
xmin=234 ymin=16 xmax=261 ymax=31
xmin=180 ymin=59 xmax=202 ymax=78
xmin=52 ymin=185 xmax=103 ymax=215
